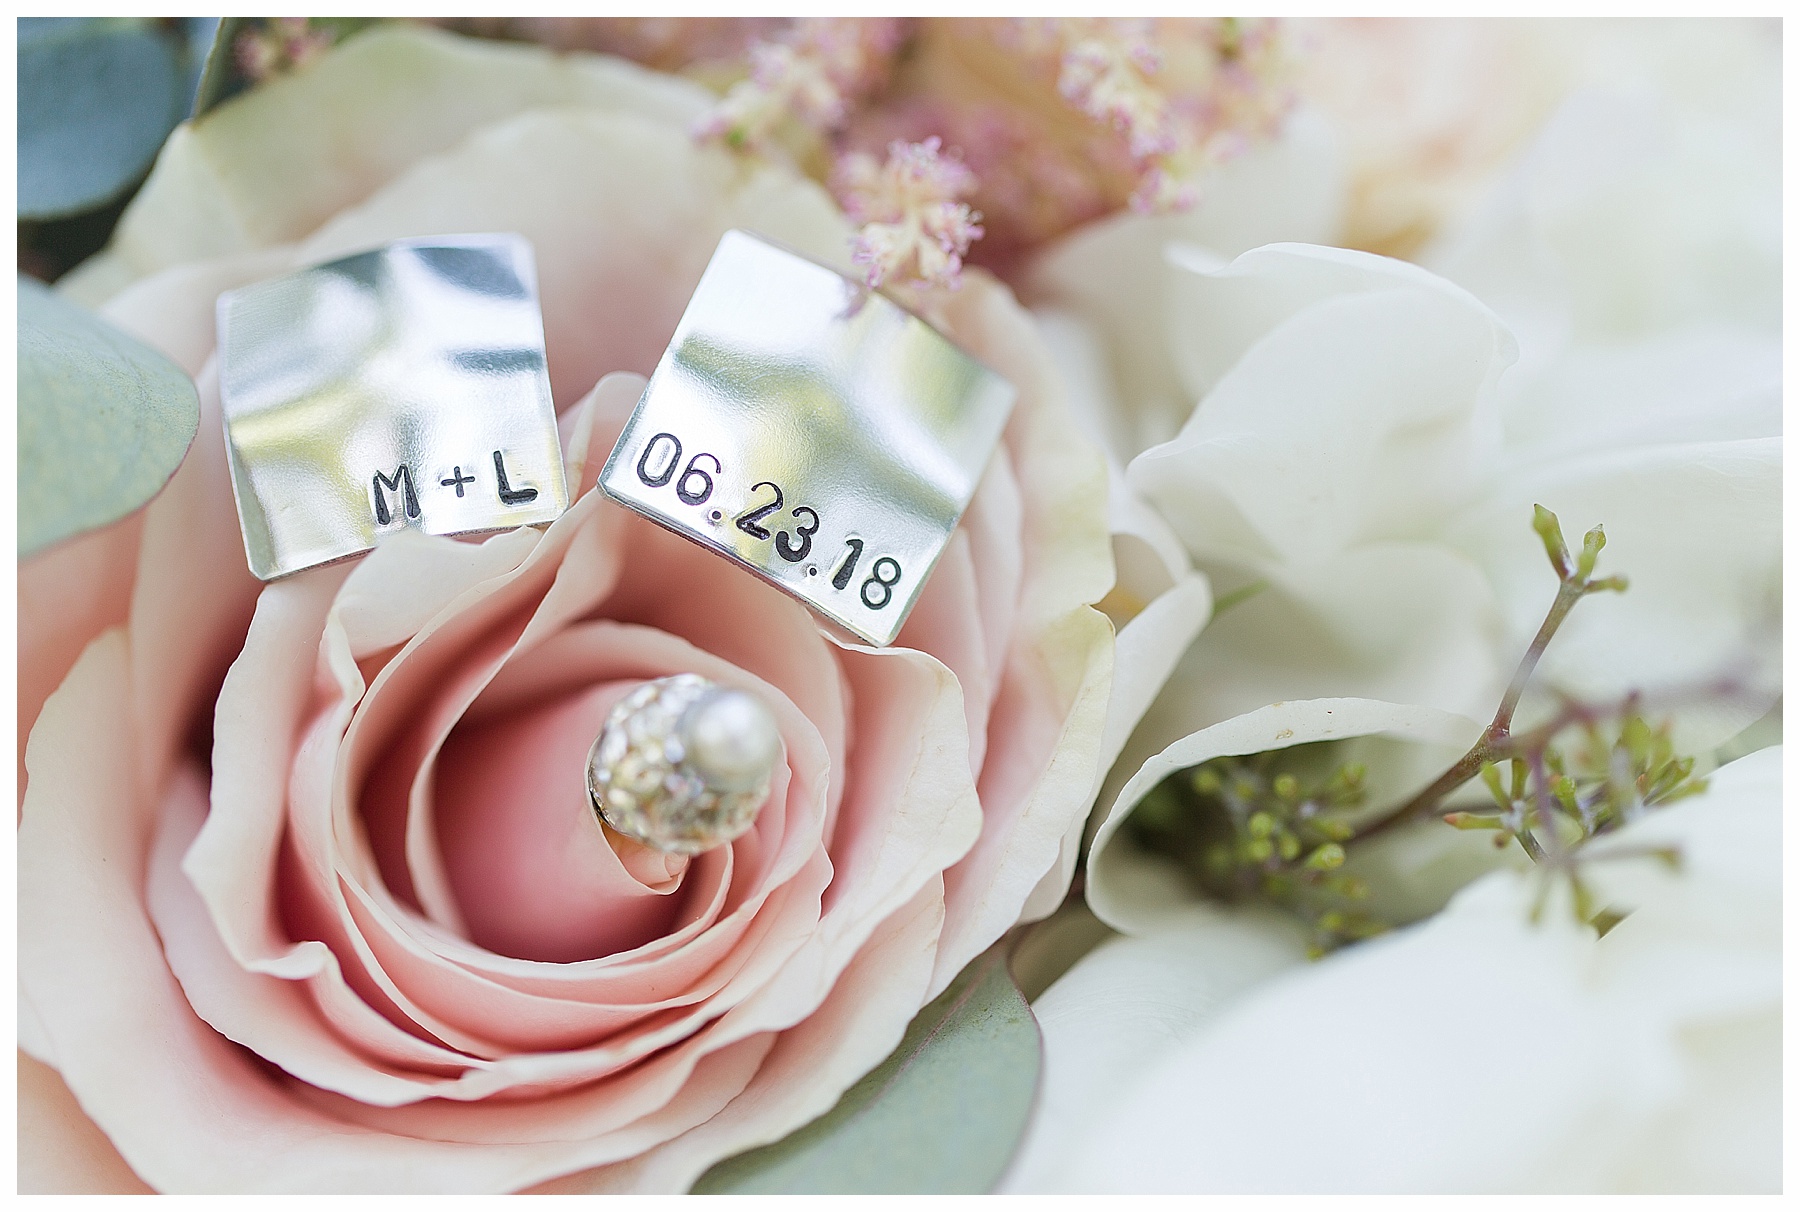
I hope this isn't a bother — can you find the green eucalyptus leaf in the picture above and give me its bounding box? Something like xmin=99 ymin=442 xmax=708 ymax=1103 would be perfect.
xmin=693 ymin=943 xmax=1042 ymax=1194
xmin=189 ymin=16 xmax=251 ymax=119
xmin=179 ymin=17 xmax=223 ymax=115
xmin=18 ymin=18 xmax=186 ymax=220
xmin=18 ymin=277 xmax=200 ymax=557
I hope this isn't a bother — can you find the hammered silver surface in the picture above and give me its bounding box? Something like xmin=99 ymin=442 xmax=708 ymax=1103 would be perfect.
xmin=599 ymin=230 xmax=1016 ymax=646
xmin=216 ymin=234 xmax=568 ymax=580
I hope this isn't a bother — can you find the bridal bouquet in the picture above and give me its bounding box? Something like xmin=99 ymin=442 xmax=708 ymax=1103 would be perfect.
xmin=18 ymin=18 xmax=1780 ymax=1194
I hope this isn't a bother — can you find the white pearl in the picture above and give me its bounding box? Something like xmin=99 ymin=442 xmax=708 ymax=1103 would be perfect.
xmin=682 ymin=689 xmax=782 ymax=794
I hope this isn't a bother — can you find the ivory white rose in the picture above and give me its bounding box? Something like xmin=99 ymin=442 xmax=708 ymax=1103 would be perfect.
xmin=1010 ymin=746 xmax=1781 ymax=1192
xmin=1005 ymin=19 xmax=1779 ymax=1194
xmin=1025 ymin=16 xmax=1779 ymax=926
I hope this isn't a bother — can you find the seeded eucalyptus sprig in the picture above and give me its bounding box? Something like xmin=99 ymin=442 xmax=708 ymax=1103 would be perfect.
xmin=1129 ymin=506 xmax=1730 ymax=953
xmin=1129 ymin=753 xmax=1381 ymax=955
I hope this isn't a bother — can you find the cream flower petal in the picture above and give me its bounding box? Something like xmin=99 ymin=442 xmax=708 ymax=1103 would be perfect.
xmin=1427 ymin=83 xmax=1779 ymax=357
xmin=1017 ymin=570 xmax=1214 ymax=924
xmin=1491 ymin=329 xmax=1780 ymax=464
xmin=927 ymin=275 xmax=1116 ymax=990
xmin=1446 ymin=437 xmax=1781 ymax=750
xmin=1029 ymin=305 xmax=1195 ymax=594
xmin=61 ymin=26 xmax=713 ymax=306
xmin=1060 ymin=747 xmax=1781 ymax=1193
xmin=298 ymin=108 xmax=852 ymax=408
xmin=1133 ymin=542 xmax=1507 ymax=756
xmin=1131 ymin=244 xmax=1513 ymax=568
xmin=1021 ymin=106 xmax=1346 ymax=454
xmin=999 ymin=905 xmax=1309 ymax=1193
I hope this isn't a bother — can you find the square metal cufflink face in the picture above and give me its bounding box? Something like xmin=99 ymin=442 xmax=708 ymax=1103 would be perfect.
xmin=600 ymin=231 xmax=1017 ymax=647
xmin=217 ymin=234 xmax=568 ymax=580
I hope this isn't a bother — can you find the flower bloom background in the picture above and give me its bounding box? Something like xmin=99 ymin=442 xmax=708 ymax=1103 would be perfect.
xmin=17 ymin=17 xmax=1781 ymax=1194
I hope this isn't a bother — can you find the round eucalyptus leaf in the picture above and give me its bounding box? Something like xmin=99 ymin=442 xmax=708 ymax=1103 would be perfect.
xmin=189 ymin=17 xmax=250 ymax=119
xmin=693 ymin=944 xmax=1042 ymax=1194
xmin=18 ymin=276 xmax=200 ymax=557
xmin=18 ymin=18 xmax=185 ymax=220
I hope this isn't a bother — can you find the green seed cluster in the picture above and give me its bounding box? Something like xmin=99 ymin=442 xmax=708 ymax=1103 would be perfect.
xmin=1126 ymin=747 xmax=1387 ymax=956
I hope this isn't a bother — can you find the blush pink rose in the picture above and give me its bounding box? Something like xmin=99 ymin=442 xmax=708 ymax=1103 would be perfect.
xmin=19 ymin=28 xmax=1117 ymax=1194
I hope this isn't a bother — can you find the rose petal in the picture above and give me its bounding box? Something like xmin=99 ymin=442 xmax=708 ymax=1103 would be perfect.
xmin=304 ymin=559 xmax=833 ymax=1056
xmin=19 ymin=251 xmax=284 ymax=807
xmin=559 ymin=372 xmax=648 ymax=500
xmin=896 ymin=531 xmax=995 ymax=775
xmin=807 ymin=642 xmax=982 ymax=982
xmin=17 ymin=512 xmax=141 ymax=806
xmin=21 ymin=625 xmax=816 ymax=1190
xmin=435 ymin=681 xmax=695 ymax=962
xmin=125 ymin=360 xmax=265 ymax=804
xmin=928 ymin=274 xmax=1117 ymax=989
xmin=17 ymin=1053 xmax=155 ymax=1195
xmin=540 ymin=879 xmax=947 ymax=1194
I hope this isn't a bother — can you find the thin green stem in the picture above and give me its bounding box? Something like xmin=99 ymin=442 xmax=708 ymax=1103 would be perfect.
xmin=1493 ymin=580 xmax=1587 ymax=737
xmin=1351 ymin=564 xmax=1597 ymax=846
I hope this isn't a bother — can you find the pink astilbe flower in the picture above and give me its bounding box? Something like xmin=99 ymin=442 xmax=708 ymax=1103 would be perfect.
xmin=992 ymin=17 xmax=1295 ymax=218
xmin=835 ymin=137 xmax=985 ymax=291
xmin=1058 ymin=21 xmax=1176 ymax=161
xmin=234 ymin=18 xmax=334 ymax=82
xmin=696 ymin=18 xmax=906 ymax=149
xmin=672 ymin=17 xmax=1294 ymax=265
xmin=845 ymin=98 xmax=1110 ymax=268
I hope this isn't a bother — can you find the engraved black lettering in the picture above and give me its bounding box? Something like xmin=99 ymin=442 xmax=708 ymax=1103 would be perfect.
xmin=861 ymin=556 xmax=902 ymax=610
xmin=776 ymin=506 xmax=819 ymax=562
xmin=831 ymin=537 xmax=864 ymax=590
xmin=493 ymin=450 xmax=539 ymax=506
xmin=736 ymin=481 xmax=784 ymax=540
xmin=441 ymin=466 xmax=475 ymax=497
xmin=636 ymin=433 xmax=682 ymax=488
xmin=676 ymin=453 xmax=721 ymax=506
xmin=372 ymin=465 xmax=419 ymax=525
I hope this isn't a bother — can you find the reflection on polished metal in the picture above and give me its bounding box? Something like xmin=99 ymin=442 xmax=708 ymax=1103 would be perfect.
xmin=587 ymin=674 xmax=782 ymax=855
xmin=599 ymin=230 xmax=1016 ymax=647
xmin=216 ymin=234 xmax=568 ymax=580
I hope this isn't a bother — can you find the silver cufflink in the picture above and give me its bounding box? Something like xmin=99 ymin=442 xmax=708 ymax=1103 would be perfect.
xmin=216 ymin=233 xmax=569 ymax=580
xmin=599 ymin=230 xmax=1016 ymax=647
